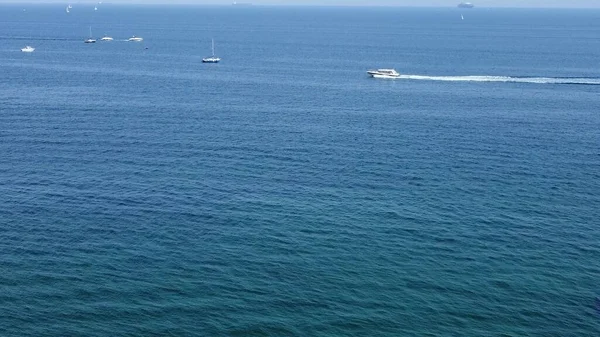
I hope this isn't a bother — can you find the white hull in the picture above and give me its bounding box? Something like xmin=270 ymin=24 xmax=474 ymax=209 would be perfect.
xmin=368 ymin=69 xmax=400 ymax=79
xmin=21 ymin=46 xmax=35 ymax=53
xmin=202 ymin=57 xmax=221 ymax=63
xmin=100 ymin=37 xmax=113 ymax=41
xmin=370 ymin=74 xmax=399 ymax=79
xmin=128 ymin=37 xmax=143 ymax=42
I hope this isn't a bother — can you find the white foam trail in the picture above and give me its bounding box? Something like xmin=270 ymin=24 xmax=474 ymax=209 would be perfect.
xmin=399 ymin=74 xmax=600 ymax=85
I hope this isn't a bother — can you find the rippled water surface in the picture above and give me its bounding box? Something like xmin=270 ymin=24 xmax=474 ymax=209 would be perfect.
xmin=1 ymin=5 xmax=600 ymax=336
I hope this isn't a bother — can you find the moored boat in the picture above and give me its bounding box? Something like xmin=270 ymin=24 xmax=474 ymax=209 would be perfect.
xmin=202 ymin=39 xmax=221 ymax=63
xmin=84 ymin=26 xmax=96 ymax=43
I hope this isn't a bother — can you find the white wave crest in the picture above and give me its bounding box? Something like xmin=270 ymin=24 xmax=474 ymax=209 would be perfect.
xmin=399 ymin=75 xmax=600 ymax=85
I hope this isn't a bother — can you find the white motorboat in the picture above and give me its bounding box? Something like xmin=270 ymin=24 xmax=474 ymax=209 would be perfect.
xmin=21 ymin=46 xmax=35 ymax=53
xmin=128 ymin=36 xmax=143 ymax=42
xmin=367 ymin=69 xmax=400 ymax=79
xmin=100 ymin=36 xmax=113 ymax=41
xmin=202 ymin=39 xmax=221 ymax=63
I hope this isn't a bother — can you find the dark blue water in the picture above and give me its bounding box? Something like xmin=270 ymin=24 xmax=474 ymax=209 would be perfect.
xmin=1 ymin=4 xmax=600 ymax=336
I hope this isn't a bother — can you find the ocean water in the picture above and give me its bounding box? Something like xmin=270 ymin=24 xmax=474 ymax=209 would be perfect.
xmin=1 ymin=4 xmax=600 ymax=336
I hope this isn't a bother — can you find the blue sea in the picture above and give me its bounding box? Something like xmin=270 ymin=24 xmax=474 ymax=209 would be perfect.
xmin=1 ymin=4 xmax=600 ymax=336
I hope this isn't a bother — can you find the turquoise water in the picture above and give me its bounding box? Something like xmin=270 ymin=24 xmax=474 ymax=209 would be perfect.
xmin=1 ymin=5 xmax=600 ymax=336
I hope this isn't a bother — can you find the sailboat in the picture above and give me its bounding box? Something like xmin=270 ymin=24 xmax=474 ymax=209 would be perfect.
xmin=461 ymin=14 xmax=464 ymax=20
xmin=202 ymin=39 xmax=221 ymax=63
xmin=66 ymin=6 xmax=70 ymax=13
xmin=21 ymin=9 xmax=35 ymax=52
xmin=84 ymin=26 xmax=96 ymax=43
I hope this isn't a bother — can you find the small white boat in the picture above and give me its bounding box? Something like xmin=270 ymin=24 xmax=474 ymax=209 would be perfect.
xmin=128 ymin=36 xmax=143 ymax=42
xmin=100 ymin=36 xmax=113 ymax=41
xmin=458 ymin=2 xmax=474 ymax=8
xmin=202 ymin=39 xmax=221 ymax=63
xmin=84 ymin=26 xmax=96 ymax=43
xmin=367 ymin=69 xmax=400 ymax=79
xmin=202 ymin=56 xmax=221 ymax=63
xmin=21 ymin=46 xmax=35 ymax=53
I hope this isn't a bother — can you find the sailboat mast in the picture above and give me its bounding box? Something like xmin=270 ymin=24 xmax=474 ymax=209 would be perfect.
xmin=212 ymin=39 xmax=215 ymax=56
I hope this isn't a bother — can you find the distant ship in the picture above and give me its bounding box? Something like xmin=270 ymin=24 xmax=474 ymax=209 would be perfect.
xmin=232 ymin=1 xmax=252 ymax=6
xmin=128 ymin=36 xmax=144 ymax=42
xmin=458 ymin=2 xmax=474 ymax=8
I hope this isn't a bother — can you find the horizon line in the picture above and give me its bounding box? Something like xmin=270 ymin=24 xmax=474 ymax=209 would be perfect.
xmin=4 ymin=2 xmax=600 ymax=10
